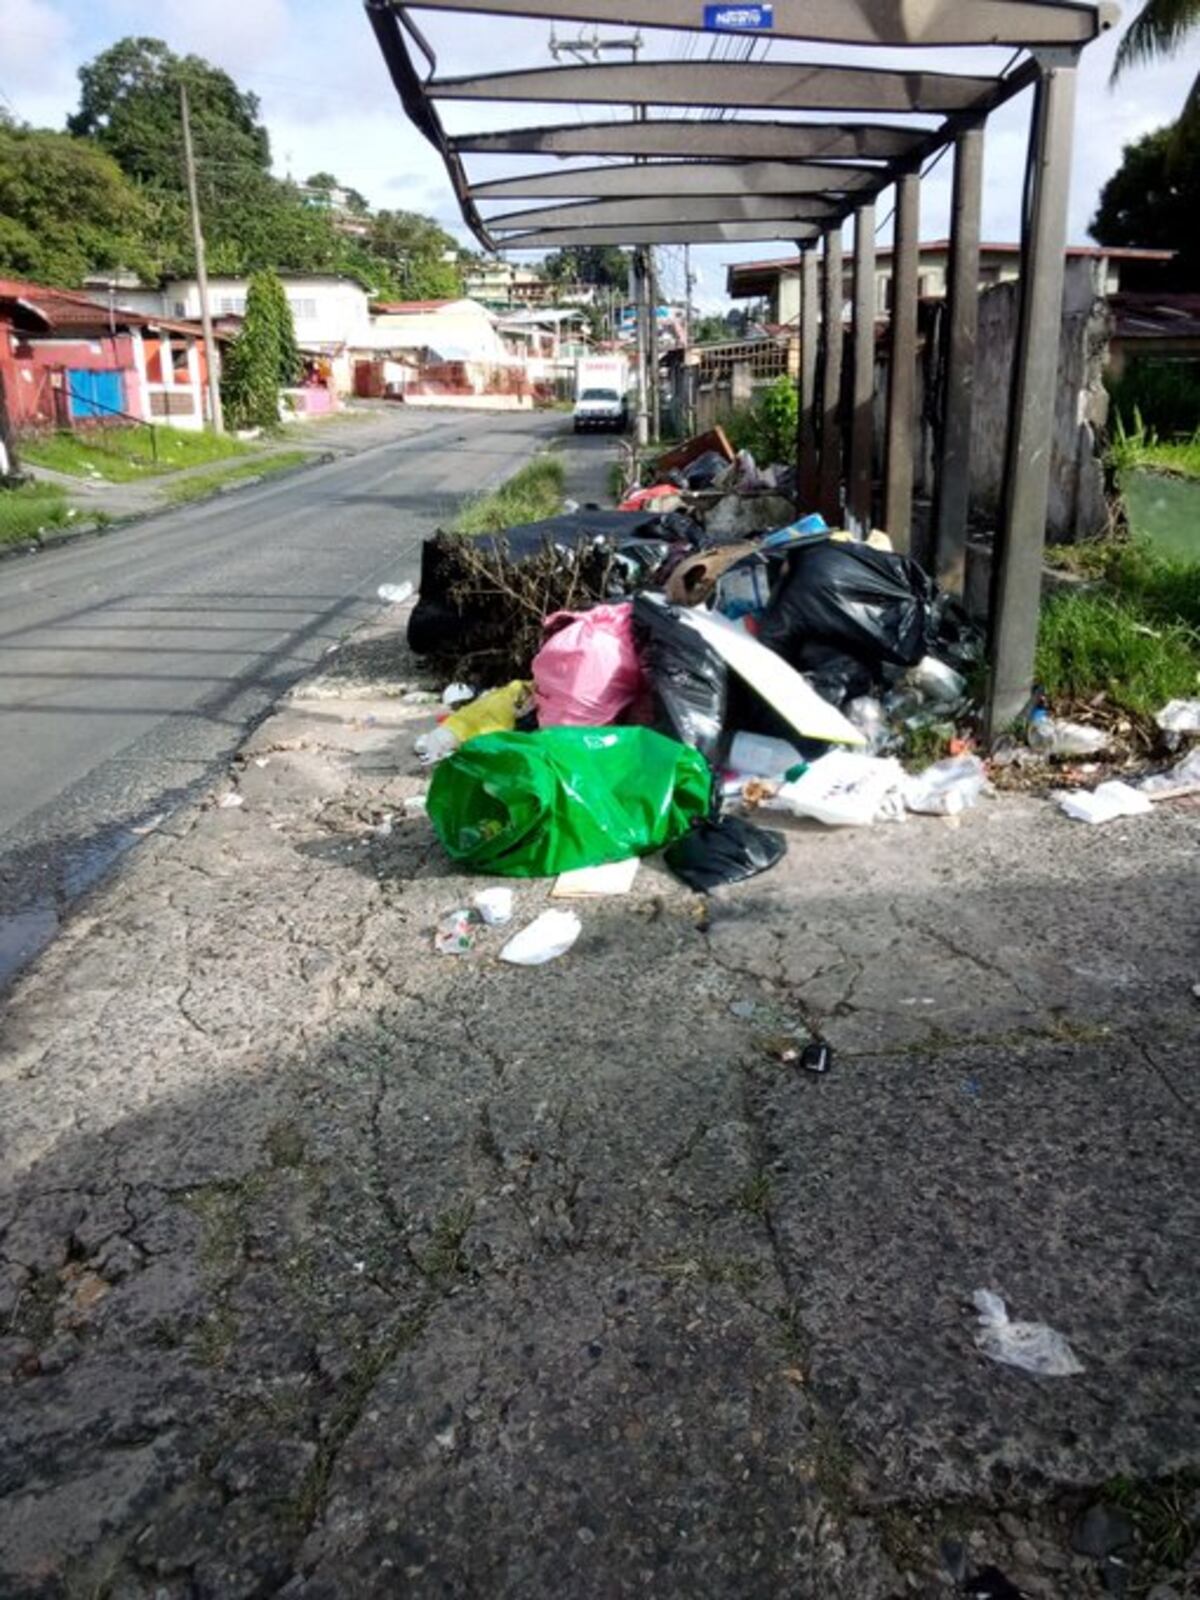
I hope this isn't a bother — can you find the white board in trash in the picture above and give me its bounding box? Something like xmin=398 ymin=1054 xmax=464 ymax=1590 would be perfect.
xmin=646 ymin=597 xmax=866 ymax=748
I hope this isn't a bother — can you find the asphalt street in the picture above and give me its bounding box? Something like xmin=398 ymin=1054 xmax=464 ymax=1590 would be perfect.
xmin=0 ymin=407 xmax=564 ymax=985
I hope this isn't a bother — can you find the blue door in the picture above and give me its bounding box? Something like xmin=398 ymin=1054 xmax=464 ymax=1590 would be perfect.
xmin=67 ymin=369 xmax=123 ymax=419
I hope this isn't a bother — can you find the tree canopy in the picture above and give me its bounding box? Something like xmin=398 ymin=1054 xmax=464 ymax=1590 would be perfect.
xmin=221 ymin=269 xmax=302 ymax=430
xmin=0 ymin=117 xmax=157 ymax=287
xmin=542 ymin=245 xmax=629 ymax=290
xmin=0 ymin=36 xmax=465 ymax=300
xmin=1090 ymin=118 xmax=1200 ymax=278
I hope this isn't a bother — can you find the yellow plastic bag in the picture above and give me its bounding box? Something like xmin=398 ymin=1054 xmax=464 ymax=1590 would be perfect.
xmin=444 ymin=680 xmax=532 ymax=745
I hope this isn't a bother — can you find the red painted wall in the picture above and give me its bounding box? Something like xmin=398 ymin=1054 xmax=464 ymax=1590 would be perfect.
xmin=0 ymin=319 xmax=143 ymax=430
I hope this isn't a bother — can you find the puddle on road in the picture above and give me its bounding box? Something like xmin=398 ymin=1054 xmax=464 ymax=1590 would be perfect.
xmin=0 ymin=823 xmax=148 ymax=992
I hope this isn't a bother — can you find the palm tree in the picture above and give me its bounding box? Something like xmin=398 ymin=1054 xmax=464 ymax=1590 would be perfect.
xmin=1110 ymin=0 xmax=1200 ymax=128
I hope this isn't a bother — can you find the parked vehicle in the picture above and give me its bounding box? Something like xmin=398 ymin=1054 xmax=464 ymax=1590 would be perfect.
xmin=573 ymin=356 xmax=629 ymax=433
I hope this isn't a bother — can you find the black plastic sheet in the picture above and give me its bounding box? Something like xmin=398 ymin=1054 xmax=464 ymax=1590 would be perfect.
xmin=632 ymin=595 xmax=728 ymax=768
xmin=665 ymin=815 xmax=787 ymax=891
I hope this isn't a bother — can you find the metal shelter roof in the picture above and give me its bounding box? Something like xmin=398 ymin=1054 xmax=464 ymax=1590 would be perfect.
xmin=367 ymin=0 xmax=1115 ymax=254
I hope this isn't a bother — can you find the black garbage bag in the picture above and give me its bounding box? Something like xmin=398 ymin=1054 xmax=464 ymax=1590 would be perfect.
xmin=791 ymin=639 xmax=878 ymax=709
xmin=632 ymin=595 xmax=728 ymax=769
xmin=757 ymin=540 xmax=935 ymax=672
xmin=681 ymin=450 xmax=733 ymax=490
xmin=665 ymin=815 xmax=787 ymax=891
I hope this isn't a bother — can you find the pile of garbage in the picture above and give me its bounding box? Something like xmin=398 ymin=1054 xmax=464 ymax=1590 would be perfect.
xmin=395 ymin=429 xmax=1200 ymax=946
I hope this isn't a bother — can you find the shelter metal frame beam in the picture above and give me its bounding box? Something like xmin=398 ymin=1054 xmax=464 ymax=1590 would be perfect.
xmin=452 ymin=120 xmax=928 ymax=162
xmin=404 ymin=0 xmax=1114 ymax=47
xmin=987 ymin=52 xmax=1081 ymax=734
xmin=469 ymin=161 xmax=881 ymax=202
xmin=486 ymin=194 xmax=841 ymax=232
xmin=493 ymin=220 xmax=825 ymax=248
xmin=430 ymin=60 xmax=1002 ymax=116
xmin=818 ymin=229 xmax=844 ymax=525
xmin=848 ymin=202 xmax=877 ymax=531
xmin=884 ymin=171 xmax=921 ymax=556
xmin=798 ymin=246 xmax=819 ymax=507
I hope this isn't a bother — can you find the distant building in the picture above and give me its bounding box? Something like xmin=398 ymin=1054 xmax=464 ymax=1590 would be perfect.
xmin=463 ymin=258 xmax=596 ymax=309
xmin=1 ymin=277 xmax=226 ymax=433
xmin=726 ymin=242 xmax=1177 ymax=327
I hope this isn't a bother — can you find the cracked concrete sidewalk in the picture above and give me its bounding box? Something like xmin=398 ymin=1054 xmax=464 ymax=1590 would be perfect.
xmin=1 ymin=605 xmax=1198 ymax=1600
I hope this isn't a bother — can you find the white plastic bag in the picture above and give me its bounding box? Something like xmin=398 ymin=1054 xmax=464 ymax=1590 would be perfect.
xmin=473 ymin=887 xmax=514 ymax=927
xmin=378 ymin=581 xmax=414 ymax=605
xmin=972 ymin=1289 xmax=1084 ymax=1376
xmin=442 ymin=682 xmax=475 ymax=708
xmin=906 ymin=655 xmax=967 ymax=706
xmin=904 ymin=754 xmax=989 ymax=817
xmin=728 ymin=731 xmax=804 ymax=779
xmin=499 ymin=910 xmax=581 ymax=966
xmin=774 ymin=751 xmax=907 ymax=827
xmin=1138 ymin=746 xmax=1200 ymax=798
xmin=1056 ymin=780 xmax=1153 ymax=825
xmin=414 ymin=726 xmax=459 ymax=766
xmin=1155 ymin=698 xmax=1200 ymax=734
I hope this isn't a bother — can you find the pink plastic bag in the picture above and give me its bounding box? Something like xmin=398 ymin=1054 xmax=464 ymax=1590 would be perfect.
xmin=533 ymin=603 xmax=645 ymax=727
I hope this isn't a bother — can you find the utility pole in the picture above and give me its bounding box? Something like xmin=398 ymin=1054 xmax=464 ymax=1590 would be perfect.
xmin=180 ymin=80 xmax=224 ymax=434
xmin=683 ymin=244 xmax=693 ymax=348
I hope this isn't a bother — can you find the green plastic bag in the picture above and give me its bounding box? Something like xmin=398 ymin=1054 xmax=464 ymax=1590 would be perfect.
xmin=427 ymin=726 xmax=712 ymax=877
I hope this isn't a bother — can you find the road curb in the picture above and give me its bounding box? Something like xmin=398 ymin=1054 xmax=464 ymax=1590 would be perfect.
xmin=0 ymin=450 xmax=338 ymax=567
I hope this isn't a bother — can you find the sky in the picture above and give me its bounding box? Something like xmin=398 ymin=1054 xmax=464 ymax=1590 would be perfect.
xmin=0 ymin=0 xmax=1195 ymax=310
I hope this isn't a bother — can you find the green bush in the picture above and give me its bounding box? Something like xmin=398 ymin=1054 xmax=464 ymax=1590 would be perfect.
xmin=725 ymin=375 xmax=798 ymax=467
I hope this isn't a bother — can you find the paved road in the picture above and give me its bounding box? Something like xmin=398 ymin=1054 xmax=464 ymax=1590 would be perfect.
xmin=0 ymin=408 xmax=566 ymax=985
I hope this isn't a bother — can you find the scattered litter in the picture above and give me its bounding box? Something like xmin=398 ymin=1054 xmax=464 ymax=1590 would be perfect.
xmin=403 ymin=794 xmax=428 ymax=818
xmin=414 ymin=726 xmax=458 ymax=766
xmin=442 ymin=682 xmax=475 ymax=708
xmin=373 ymin=814 xmax=394 ymax=838
xmin=728 ymin=731 xmax=805 ymax=780
xmin=378 ymin=581 xmax=414 ymax=605
xmin=971 ymin=1289 xmax=1084 ymax=1376
xmin=1056 ymin=780 xmax=1153 ymax=825
xmin=1139 ymin=746 xmax=1200 ymax=799
xmin=1027 ymin=712 xmax=1108 ymax=756
xmin=904 ymin=754 xmax=989 ymax=816
xmin=499 ymin=909 xmax=581 ymax=966
xmin=665 ymin=815 xmax=787 ymax=891
xmin=772 ymin=751 xmax=907 ymax=827
xmin=253 ymin=756 xmax=270 ymax=768
xmin=905 ymin=655 xmax=967 ymax=705
xmin=130 ymin=813 xmax=165 ymax=836
xmin=218 ymin=792 xmax=244 ymax=809
xmin=552 ymin=858 xmax=640 ymax=897
xmin=434 ymin=909 xmax=475 ymax=955
xmin=473 ymin=887 xmax=514 ymax=926
xmin=1154 ymin=698 xmax=1200 ymax=735
xmin=799 ymin=1041 xmax=832 ymax=1075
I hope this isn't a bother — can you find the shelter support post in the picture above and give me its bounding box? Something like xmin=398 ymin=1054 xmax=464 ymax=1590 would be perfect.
xmin=848 ymin=200 xmax=876 ymax=531
xmin=633 ymin=247 xmax=649 ymax=448
xmin=798 ymin=243 xmax=819 ymax=508
xmin=817 ymin=228 xmax=843 ymax=524
xmin=986 ymin=53 xmax=1079 ymax=736
xmin=884 ymin=171 xmax=920 ymax=555
xmin=933 ymin=122 xmax=985 ymax=590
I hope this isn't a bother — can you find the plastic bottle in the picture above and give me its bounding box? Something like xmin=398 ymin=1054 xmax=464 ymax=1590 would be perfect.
xmin=1026 ymin=708 xmax=1108 ymax=757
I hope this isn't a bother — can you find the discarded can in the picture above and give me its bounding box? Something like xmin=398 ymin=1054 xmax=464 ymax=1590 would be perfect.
xmin=799 ymin=1041 xmax=832 ymax=1075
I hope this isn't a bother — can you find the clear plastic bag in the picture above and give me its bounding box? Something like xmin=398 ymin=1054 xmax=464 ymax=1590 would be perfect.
xmin=1056 ymin=780 xmax=1153 ymax=824
xmin=972 ymin=1289 xmax=1084 ymax=1377
xmin=904 ymin=754 xmax=989 ymax=816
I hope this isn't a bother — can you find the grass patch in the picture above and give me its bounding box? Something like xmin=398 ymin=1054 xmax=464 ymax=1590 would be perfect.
xmin=1037 ymin=591 xmax=1199 ymax=721
xmin=159 ymin=450 xmax=310 ymax=505
xmin=1104 ymin=1472 xmax=1199 ymax=1574
xmin=1107 ymin=411 xmax=1200 ymax=483
xmin=453 ymin=452 xmax=565 ymax=535
xmin=1038 ymin=536 xmax=1200 ymax=722
xmin=21 ymin=424 xmax=254 ymax=483
xmin=0 ymin=480 xmax=70 ymax=545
